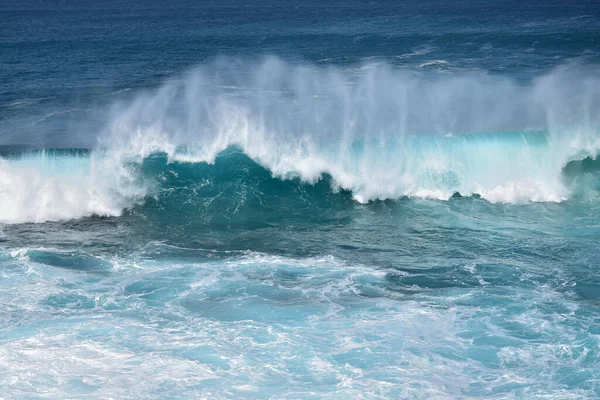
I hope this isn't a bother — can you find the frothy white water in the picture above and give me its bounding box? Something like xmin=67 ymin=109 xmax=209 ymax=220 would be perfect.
xmin=0 ymin=151 xmax=147 ymax=224
xmin=1 ymin=250 xmax=596 ymax=398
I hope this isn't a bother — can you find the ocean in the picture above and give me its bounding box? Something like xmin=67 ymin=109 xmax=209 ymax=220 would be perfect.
xmin=1 ymin=0 xmax=600 ymax=398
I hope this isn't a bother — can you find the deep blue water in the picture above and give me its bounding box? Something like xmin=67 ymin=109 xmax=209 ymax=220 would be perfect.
xmin=1 ymin=0 xmax=600 ymax=398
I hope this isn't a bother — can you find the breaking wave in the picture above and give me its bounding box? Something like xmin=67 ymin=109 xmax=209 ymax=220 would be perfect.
xmin=2 ymin=57 xmax=600 ymax=224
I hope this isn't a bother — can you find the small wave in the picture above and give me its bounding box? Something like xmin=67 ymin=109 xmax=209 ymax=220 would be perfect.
xmin=396 ymin=46 xmax=436 ymax=60
xmin=418 ymin=59 xmax=450 ymax=69
xmin=0 ymin=99 xmax=37 ymax=108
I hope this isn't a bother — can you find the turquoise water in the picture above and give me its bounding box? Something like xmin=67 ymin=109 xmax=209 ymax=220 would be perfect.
xmin=1 ymin=0 xmax=600 ymax=398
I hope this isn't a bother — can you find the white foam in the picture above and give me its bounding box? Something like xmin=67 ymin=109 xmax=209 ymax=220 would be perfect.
xmin=0 ymin=332 xmax=215 ymax=398
xmin=0 ymin=152 xmax=147 ymax=224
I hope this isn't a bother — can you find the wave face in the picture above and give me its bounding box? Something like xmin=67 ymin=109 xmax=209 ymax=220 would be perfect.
xmin=3 ymin=58 xmax=600 ymax=223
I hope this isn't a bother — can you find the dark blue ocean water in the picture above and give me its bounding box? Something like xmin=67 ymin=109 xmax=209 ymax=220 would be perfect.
xmin=1 ymin=0 xmax=600 ymax=398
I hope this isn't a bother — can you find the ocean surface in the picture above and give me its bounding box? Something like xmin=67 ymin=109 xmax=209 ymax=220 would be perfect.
xmin=1 ymin=0 xmax=600 ymax=398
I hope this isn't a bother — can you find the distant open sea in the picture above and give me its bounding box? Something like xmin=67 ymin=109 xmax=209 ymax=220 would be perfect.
xmin=1 ymin=0 xmax=600 ymax=398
